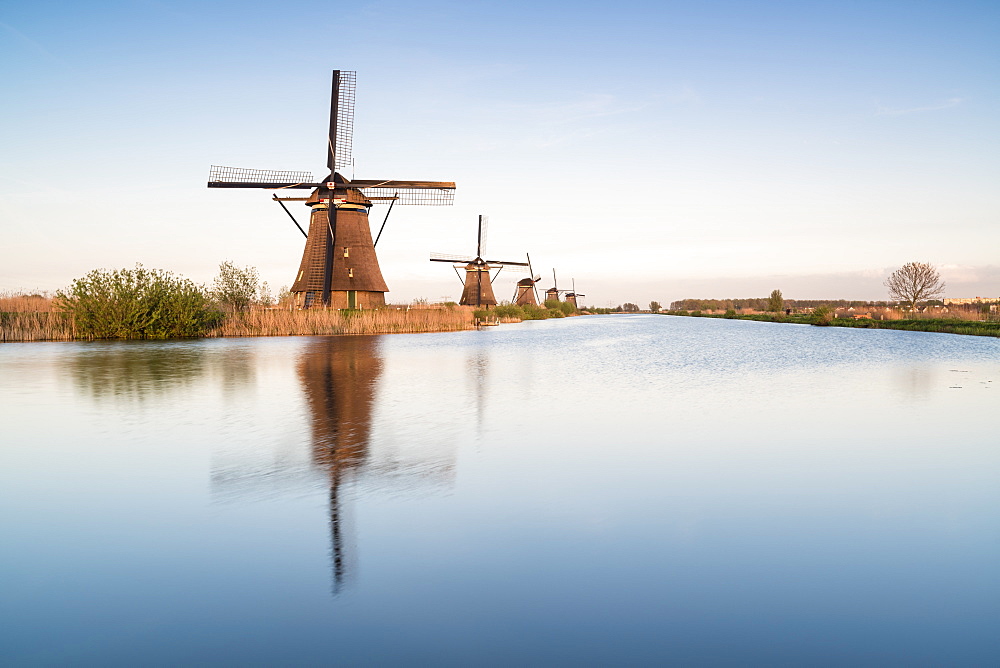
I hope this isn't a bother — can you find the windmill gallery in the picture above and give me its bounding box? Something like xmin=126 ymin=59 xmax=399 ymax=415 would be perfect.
xmin=208 ymin=70 xmax=573 ymax=312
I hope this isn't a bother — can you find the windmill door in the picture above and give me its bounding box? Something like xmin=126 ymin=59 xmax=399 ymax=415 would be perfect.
xmin=348 ymin=290 xmax=357 ymax=309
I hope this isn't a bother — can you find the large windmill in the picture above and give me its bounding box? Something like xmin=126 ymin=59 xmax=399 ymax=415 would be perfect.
xmin=430 ymin=215 xmax=529 ymax=307
xmin=208 ymin=70 xmax=455 ymax=309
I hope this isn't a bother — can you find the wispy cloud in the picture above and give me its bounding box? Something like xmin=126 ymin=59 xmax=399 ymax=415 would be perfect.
xmin=0 ymin=21 xmax=61 ymax=63
xmin=669 ymin=85 xmax=702 ymax=105
xmin=875 ymin=97 xmax=963 ymax=116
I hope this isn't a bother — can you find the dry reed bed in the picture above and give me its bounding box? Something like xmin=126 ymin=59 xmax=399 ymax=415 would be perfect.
xmin=2 ymin=289 xmax=476 ymax=341
xmin=0 ymin=293 xmax=57 ymax=312
xmin=1 ymin=312 xmax=75 ymax=342
xmin=208 ymin=307 xmax=475 ymax=337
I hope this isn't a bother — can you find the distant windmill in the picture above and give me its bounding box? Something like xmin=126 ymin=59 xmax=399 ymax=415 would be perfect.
xmin=430 ymin=216 xmax=529 ymax=307
xmin=545 ymin=270 xmax=584 ymax=308
xmin=514 ymin=253 xmax=541 ymax=306
xmin=564 ymin=278 xmax=586 ymax=308
xmin=207 ymin=70 xmax=456 ymax=310
xmin=545 ymin=269 xmax=562 ymax=304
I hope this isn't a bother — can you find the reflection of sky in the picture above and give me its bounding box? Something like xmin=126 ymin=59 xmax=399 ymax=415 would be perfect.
xmin=1 ymin=317 xmax=999 ymax=663
xmin=2 ymin=2 xmax=999 ymax=304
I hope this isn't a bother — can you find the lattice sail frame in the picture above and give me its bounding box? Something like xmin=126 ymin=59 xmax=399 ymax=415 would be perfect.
xmin=430 ymin=252 xmax=476 ymax=262
xmin=359 ymin=186 xmax=454 ymax=206
xmin=209 ymin=166 xmax=314 ymax=184
xmin=333 ymin=70 xmax=356 ymax=172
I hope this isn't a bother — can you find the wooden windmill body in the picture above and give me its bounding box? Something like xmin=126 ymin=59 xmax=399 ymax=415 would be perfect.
xmin=430 ymin=216 xmax=529 ymax=308
xmin=513 ymin=253 xmax=541 ymax=306
xmin=208 ymin=71 xmax=455 ymax=309
xmin=515 ymin=278 xmax=538 ymax=305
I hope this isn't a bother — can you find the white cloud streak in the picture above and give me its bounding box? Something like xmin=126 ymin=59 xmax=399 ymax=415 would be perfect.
xmin=874 ymin=97 xmax=963 ymax=116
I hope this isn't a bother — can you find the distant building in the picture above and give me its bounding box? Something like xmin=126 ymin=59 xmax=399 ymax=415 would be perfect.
xmin=944 ymin=297 xmax=1000 ymax=305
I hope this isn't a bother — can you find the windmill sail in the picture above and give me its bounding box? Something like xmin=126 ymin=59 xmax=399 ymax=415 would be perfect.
xmin=328 ymin=70 xmax=356 ymax=173
xmin=208 ymin=165 xmax=315 ymax=188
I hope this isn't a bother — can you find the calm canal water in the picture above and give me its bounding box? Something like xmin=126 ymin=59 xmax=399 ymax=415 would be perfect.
xmin=1 ymin=315 xmax=998 ymax=665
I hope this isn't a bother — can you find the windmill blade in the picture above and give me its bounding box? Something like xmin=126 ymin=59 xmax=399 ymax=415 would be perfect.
xmin=527 ymin=253 xmax=540 ymax=303
xmin=430 ymin=252 xmax=474 ymax=263
xmin=483 ymin=259 xmax=529 ymax=266
xmin=478 ymin=215 xmax=489 ymax=258
xmin=208 ymin=165 xmax=316 ymax=189
xmin=356 ymin=182 xmax=455 ymax=205
xmin=327 ymin=70 xmax=356 ymax=173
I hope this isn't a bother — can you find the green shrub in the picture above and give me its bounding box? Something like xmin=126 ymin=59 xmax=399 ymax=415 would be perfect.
xmin=520 ymin=304 xmax=549 ymax=320
xmin=212 ymin=261 xmax=260 ymax=312
xmin=493 ymin=303 xmax=525 ymax=319
xmin=543 ymin=299 xmax=561 ymax=310
xmin=57 ymin=265 xmax=221 ymax=339
xmin=811 ymin=305 xmax=834 ymax=326
xmin=724 ymin=308 xmax=737 ymax=318
xmin=558 ymin=301 xmax=577 ymax=316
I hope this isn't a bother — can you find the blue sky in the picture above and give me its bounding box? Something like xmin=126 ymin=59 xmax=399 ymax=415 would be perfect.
xmin=2 ymin=0 xmax=997 ymax=305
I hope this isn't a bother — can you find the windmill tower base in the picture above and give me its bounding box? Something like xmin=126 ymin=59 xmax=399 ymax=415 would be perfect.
xmin=295 ymin=290 xmax=386 ymax=310
xmin=290 ymin=189 xmax=389 ymax=310
xmin=460 ymin=265 xmax=497 ymax=307
xmin=515 ymin=279 xmax=537 ymax=306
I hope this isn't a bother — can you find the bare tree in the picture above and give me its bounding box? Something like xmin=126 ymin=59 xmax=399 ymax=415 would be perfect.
xmin=884 ymin=262 xmax=945 ymax=311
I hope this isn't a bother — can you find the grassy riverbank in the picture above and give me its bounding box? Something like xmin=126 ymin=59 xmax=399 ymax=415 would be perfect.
xmin=1 ymin=292 xmax=477 ymax=342
xmin=663 ymin=310 xmax=1000 ymax=338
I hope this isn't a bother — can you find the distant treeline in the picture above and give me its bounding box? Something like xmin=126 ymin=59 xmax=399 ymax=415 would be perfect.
xmin=669 ymin=298 xmax=895 ymax=311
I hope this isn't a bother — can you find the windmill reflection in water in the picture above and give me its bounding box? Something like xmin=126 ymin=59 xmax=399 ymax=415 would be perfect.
xmin=298 ymin=336 xmax=381 ymax=594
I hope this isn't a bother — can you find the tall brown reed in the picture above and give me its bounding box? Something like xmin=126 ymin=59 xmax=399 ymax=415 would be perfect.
xmin=0 ymin=291 xmax=57 ymax=312
xmin=206 ymin=306 xmax=476 ymax=337
xmin=0 ymin=292 xmax=75 ymax=341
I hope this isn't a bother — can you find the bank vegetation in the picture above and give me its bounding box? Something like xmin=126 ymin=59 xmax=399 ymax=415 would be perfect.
xmin=3 ymin=264 xmax=589 ymax=342
xmin=662 ymin=301 xmax=1000 ymax=338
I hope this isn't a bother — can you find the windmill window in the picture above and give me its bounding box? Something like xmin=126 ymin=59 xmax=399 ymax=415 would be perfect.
xmin=348 ymin=268 xmax=354 ymax=278
xmin=343 ymin=247 xmax=350 ymax=257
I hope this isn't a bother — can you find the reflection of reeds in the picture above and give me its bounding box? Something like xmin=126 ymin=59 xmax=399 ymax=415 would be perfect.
xmin=207 ymin=306 xmax=475 ymax=337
